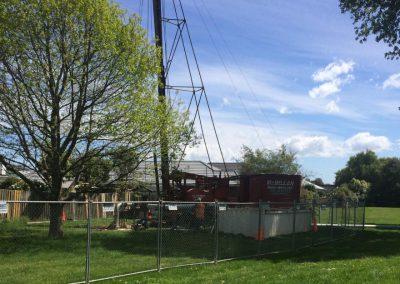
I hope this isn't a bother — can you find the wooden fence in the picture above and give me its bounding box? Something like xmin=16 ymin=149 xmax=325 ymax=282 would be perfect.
xmin=0 ymin=189 xmax=138 ymax=220
xmin=0 ymin=190 xmax=30 ymax=219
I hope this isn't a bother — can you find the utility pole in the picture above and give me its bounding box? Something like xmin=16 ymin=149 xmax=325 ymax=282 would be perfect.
xmin=153 ymin=0 xmax=170 ymax=197
xmin=153 ymin=150 xmax=161 ymax=198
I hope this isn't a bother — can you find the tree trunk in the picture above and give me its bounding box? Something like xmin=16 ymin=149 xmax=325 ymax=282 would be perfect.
xmin=48 ymin=159 xmax=64 ymax=238
xmin=49 ymin=203 xmax=64 ymax=238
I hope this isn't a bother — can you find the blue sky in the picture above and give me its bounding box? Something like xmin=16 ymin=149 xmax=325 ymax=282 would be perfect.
xmin=121 ymin=0 xmax=400 ymax=184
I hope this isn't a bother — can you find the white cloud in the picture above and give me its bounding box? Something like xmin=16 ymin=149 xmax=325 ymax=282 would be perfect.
xmin=309 ymin=60 xmax=354 ymax=99
xmin=285 ymin=132 xmax=391 ymax=158
xmin=278 ymin=106 xmax=291 ymax=114
xmin=186 ymin=119 xmax=392 ymax=161
xmin=192 ymin=64 xmax=361 ymax=120
xmin=309 ymin=80 xmax=341 ymax=98
xmin=344 ymin=132 xmax=391 ymax=152
xmin=285 ymin=135 xmax=343 ymax=157
xmin=312 ymin=60 xmax=355 ymax=82
xmin=222 ymin=97 xmax=231 ymax=106
xmin=185 ymin=119 xmax=280 ymax=162
xmin=325 ymin=100 xmax=340 ymax=113
xmin=383 ymin=73 xmax=400 ymax=89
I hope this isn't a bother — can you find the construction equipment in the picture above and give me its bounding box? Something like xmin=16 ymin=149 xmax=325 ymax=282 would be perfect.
xmin=169 ymin=171 xmax=302 ymax=204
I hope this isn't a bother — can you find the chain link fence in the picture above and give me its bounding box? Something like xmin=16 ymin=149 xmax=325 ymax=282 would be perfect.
xmin=0 ymin=199 xmax=365 ymax=283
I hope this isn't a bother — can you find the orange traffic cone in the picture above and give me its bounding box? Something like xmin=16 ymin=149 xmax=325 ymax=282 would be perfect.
xmin=312 ymin=216 xmax=318 ymax=232
xmin=256 ymin=227 xmax=264 ymax=240
xmin=61 ymin=211 xmax=67 ymax=222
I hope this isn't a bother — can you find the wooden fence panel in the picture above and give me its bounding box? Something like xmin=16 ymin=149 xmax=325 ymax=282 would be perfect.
xmin=0 ymin=190 xmax=138 ymax=220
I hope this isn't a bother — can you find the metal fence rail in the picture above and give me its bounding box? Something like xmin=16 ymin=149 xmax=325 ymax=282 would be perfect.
xmin=0 ymin=199 xmax=365 ymax=283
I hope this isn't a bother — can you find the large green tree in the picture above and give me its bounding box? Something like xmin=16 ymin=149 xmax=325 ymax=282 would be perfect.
xmin=70 ymin=147 xmax=146 ymax=197
xmin=373 ymin=157 xmax=400 ymax=205
xmin=340 ymin=0 xmax=400 ymax=59
xmin=0 ymin=0 xmax=165 ymax=237
xmin=335 ymin=150 xmax=381 ymax=186
xmin=335 ymin=151 xmax=400 ymax=205
xmin=239 ymin=145 xmax=301 ymax=175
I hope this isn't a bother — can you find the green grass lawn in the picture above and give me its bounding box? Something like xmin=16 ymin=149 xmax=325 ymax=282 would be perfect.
xmin=316 ymin=204 xmax=364 ymax=226
xmin=109 ymin=228 xmax=400 ymax=284
xmin=0 ymin=218 xmax=358 ymax=284
xmin=365 ymin=207 xmax=400 ymax=225
xmin=316 ymin=206 xmax=400 ymax=226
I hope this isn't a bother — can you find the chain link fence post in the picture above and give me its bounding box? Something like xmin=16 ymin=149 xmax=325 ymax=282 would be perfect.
xmin=330 ymin=199 xmax=334 ymax=241
xmin=257 ymin=200 xmax=262 ymax=255
xmin=157 ymin=200 xmax=163 ymax=272
xmin=347 ymin=200 xmax=350 ymax=227
xmin=214 ymin=201 xmax=219 ymax=264
xmin=362 ymin=199 xmax=366 ymax=231
xmin=344 ymin=200 xmax=347 ymax=227
xmin=318 ymin=201 xmax=321 ymax=224
xmin=354 ymin=201 xmax=357 ymax=228
xmin=311 ymin=199 xmax=316 ymax=247
xmin=85 ymin=200 xmax=92 ymax=284
xmin=292 ymin=200 xmax=297 ymax=251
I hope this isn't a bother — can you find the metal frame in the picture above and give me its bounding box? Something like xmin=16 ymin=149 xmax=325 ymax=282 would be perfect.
xmin=0 ymin=199 xmax=363 ymax=283
xmin=157 ymin=200 xmax=163 ymax=271
xmin=85 ymin=200 xmax=92 ymax=284
xmin=214 ymin=201 xmax=219 ymax=264
xmin=291 ymin=200 xmax=297 ymax=250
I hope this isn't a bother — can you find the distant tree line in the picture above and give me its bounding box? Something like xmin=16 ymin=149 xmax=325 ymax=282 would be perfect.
xmin=335 ymin=150 xmax=400 ymax=206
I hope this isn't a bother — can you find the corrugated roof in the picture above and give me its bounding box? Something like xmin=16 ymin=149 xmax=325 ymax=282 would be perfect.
xmin=209 ymin=162 xmax=241 ymax=175
xmin=1 ymin=160 xmax=233 ymax=186
xmin=302 ymin=179 xmax=326 ymax=191
xmin=0 ymin=164 xmax=6 ymax=176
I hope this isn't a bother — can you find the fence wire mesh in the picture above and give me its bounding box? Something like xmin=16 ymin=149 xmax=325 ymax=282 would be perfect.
xmin=88 ymin=201 xmax=158 ymax=282
xmin=218 ymin=203 xmax=260 ymax=259
xmin=0 ymin=199 xmax=365 ymax=283
xmin=161 ymin=202 xmax=216 ymax=268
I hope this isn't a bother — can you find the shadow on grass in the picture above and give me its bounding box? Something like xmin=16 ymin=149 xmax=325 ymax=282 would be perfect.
xmin=366 ymin=223 xmax=400 ymax=228
xmin=262 ymin=228 xmax=400 ymax=264
xmin=0 ymin=224 xmax=87 ymax=255
xmin=1 ymin=220 xmax=399 ymax=265
xmin=95 ymin=226 xmax=375 ymax=262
